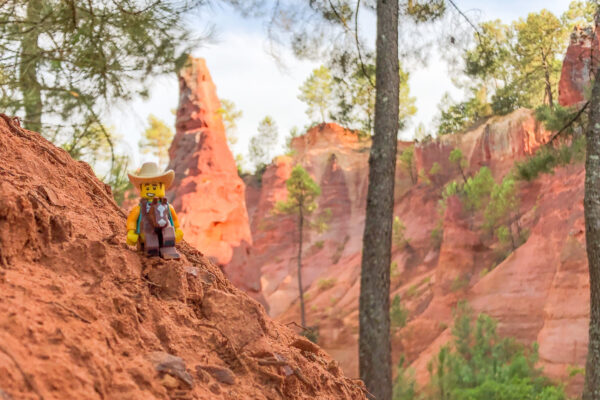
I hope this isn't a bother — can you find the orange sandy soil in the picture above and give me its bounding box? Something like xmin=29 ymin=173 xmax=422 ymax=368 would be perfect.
xmin=0 ymin=115 xmax=366 ymax=400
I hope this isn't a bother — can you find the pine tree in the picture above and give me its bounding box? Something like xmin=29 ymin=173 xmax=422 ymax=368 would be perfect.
xmin=275 ymin=165 xmax=321 ymax=330
xmin=298 ymin=66 xmax=334 ymax=124
xmin=0 ymin=0 xmax=203 ymax=143
xmin=249 ymin=116 xmax=279 ymax=172
xmin=139 ymin=115 xmax=174 ymax=169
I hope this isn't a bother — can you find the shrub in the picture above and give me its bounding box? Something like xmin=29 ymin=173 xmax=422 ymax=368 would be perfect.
xmin=429 ymin=161 xmax=442 ymax=177
xmin=463 ymin=167 xmax=494 ymax=212
xmin=301 ymin=326 xmax=319 ymax=344
xmin=391 ymin=261 xmax=400 ymax=278
xmin=516 ymin=137 xmax=585 ymax=181
xmin=406 ymin=284 xmax=418 ymax=298
xmin=393 ymin=356 xmax=417 ymax=400
xmin=392 ymin=303 xmax=568 ymax=399
xmin=425 ymin=302 xmax=567 ymax=400
xmin=450 ymin=275 xmax=470 ymax=292
xmin=390 ymin=294 xmax=409 ymax=329
xmin=393 ymin=216 xmax=410 ymax=248
xmin=317 ymin=278 xmax=336 ymax=291
xmin=431 ymin=221 xmax=444 ymax=249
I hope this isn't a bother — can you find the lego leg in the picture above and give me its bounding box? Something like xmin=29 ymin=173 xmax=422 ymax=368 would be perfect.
xmin=162 ymin=226 xmax=176 ymax=247
xmin=159 ymin=226 xmax=180 ymax=260
xmin=144 ymin=231 xmax=160 ymax=257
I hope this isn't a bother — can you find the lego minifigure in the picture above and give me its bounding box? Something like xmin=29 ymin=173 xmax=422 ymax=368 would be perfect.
xmin=126 ymin=162 xmax=184 ymax=259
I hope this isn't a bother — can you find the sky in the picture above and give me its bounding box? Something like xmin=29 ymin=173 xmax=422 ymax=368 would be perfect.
xmin=108 ymin=0 xmax=576 ymax=169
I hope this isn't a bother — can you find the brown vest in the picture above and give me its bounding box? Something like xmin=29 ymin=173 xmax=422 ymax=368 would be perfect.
xmin=139 ymin=198 xmax=172 ymax=234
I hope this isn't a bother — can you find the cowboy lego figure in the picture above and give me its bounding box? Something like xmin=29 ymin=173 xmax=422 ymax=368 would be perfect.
xmin=126 ymin=162 xmax=184 ymax=259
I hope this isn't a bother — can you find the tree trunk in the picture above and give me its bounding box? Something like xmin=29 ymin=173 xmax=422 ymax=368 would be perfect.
xmin=458 ymin=164 xmax=467 ymax=184
xmin=358 ymin=0 xmax=399 ymax=399
xmin=19 ymin=0 xmax=43 ymax=132
xmin=583 ymin=64 xmax=600 ymax=400
xmin=541 ymin=52 xmax=554 ymax=108
xmin=297 ymin=205 xmax=306 ymax=328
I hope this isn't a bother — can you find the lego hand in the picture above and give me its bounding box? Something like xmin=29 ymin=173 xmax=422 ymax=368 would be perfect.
xmin=175 ymin=228 xmax=184 ymax=243
xmin=126 ymin=230 xmax=139 ymax=246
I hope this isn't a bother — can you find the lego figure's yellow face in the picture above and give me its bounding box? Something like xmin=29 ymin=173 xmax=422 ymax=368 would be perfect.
xmin=140 ymin=182 xmax=165 ymax=200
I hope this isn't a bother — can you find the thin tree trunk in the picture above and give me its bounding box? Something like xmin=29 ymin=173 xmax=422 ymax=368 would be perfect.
xmin=458 ymin=164 xmax=467 ymax=184
xmin=297 ymin=204 xmax=306 ymax=328
xmin=583 ymin=63 xmax=600 ymax=400
xmin=20 ymin=0 xmax=43 ymax=132
xmin=358 ymin=0 xmax=399 ymax=399
xmin=542 ymin=52 xmax=554 ymax=108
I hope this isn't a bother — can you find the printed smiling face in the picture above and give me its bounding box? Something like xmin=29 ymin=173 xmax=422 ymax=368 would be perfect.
xmin=140 ymin=182 xmax=165 ymax=200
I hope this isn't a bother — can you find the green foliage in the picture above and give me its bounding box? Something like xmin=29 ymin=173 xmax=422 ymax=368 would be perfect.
xmin=515 ymin=137 xmax=586 ymax=181
xmin=393 ymin=356 xmax=417 ymax=400
xmin=535 ymin=104 xmax=585 ymax=135
xmin=311 ymin=208 xmax=332 ymax=234
xmin=298 ymin=66 xmax=334 ymax=123
xmin=330 ymin=56 xmax=416 ymax=136
xmin=406 ymin=284 xmax=418 ymax=298
xmin=276 ymin=165 xmax=320 ymax=216
xmin=286 ymin=126 xmax=300 ymax=154
xmin=390 ymin=294 xmax=409 ymax=329
xmin=437 ymin=88 xmax=491 ymax=135
xmin=484 ymin=176 xmax=519 ymax=233
xmin=300 ymin=326 xmax=319 ymax=344
xmin=513 ymin=10 xmax=567 ymax=107
xmin=218 ymin=99 xmax=243 ymax=146
xmin=458 ymin=8 xmax=572 ymax=120
xmin=562 ymin=0 xmax=597 ymax=29
xmin=249 ymin=116 xmax=279 ymax=172
xmin=464 ymin=20 xmax=512 ymax=86
xmin=450 ymin=275 xmax=470 ymax=292
xmin=317 ymin=278 xmax=336 ymax=291
xmin=0 ymin=0 xmax=202 ymax=155
xmin=429 ymin=162 xmax=442 ymax=177
xmin=139 ymin=115 xmax=174 ymax=168
xmin=399 ymin=145 xmax=417 ymax=184
xmin=393 ymin=216 xmax=410 ymax=248
xmin=62 ymin=122 xmax=116 ymax=166
xmin=391 ymin=261 xmax=400 ymax=278
xmin=417 ymin=302 xmax=567 ymax=400
xmin=449 ymin=148 xmax=468 ymax=182
xmin=106 ymin=154 xmax=133 ymax=205
xmin=313 ymin=240 xmax=325 ymax=250
xmin=431 ymin=219 xmax=444 ymax=249
xmin=462 ymin=167 xmax=495 ymax=212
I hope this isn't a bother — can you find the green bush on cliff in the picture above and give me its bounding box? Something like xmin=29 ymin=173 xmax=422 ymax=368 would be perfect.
xmin=393 ymin=302 xmax=567 ymax=400
xmin=516 ymin=136 xmax=585 ymax=181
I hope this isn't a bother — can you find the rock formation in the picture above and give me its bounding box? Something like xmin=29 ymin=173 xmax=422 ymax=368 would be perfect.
xmin=234 ymin=112 xmax=592 ymax=395
xmin=558 ymin=20 xmax=600 ymax=107
xmin=167 ymin=56 xmax=252 ymax=269
xmin=0 ymin=116 xmax=367 ymax=400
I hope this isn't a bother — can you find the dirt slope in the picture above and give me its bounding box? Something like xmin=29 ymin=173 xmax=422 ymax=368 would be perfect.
xmin=0 ymin=116 xmax=366 ymax=400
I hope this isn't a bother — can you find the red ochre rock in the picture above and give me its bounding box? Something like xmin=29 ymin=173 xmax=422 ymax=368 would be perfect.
xmin=0 ymin=116 xmax=366 ymax=400
xmin=241 ymin=113 xmax=586 ymax=396
xmin=558 ymin=22 xmax=600 ymax=107
xmin=167 ymin=56 xmax=252 ymax=270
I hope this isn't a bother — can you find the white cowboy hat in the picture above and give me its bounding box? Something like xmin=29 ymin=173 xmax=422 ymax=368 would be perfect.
xmin=128 ymin=162 xmax=175 ymax=190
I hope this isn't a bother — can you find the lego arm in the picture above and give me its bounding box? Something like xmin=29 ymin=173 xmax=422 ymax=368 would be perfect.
xmin=169 ymin=205 xmax=184 ymax=243
xmin=126 ymin=205 xmax=141 ymax=245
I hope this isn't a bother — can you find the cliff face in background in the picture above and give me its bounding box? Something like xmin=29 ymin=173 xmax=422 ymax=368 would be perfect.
xmin=0 ymin=117 xmax=367 ymax=400
xmin=558 ymin=19 xmax=599 ymax=107
xmin=234 ymin=113 xmax=590 ymax=392
xmin=161 ymin=29 xmax=597 ymax=396
xmin=167 ymin=57 xmax=252 ymax=271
